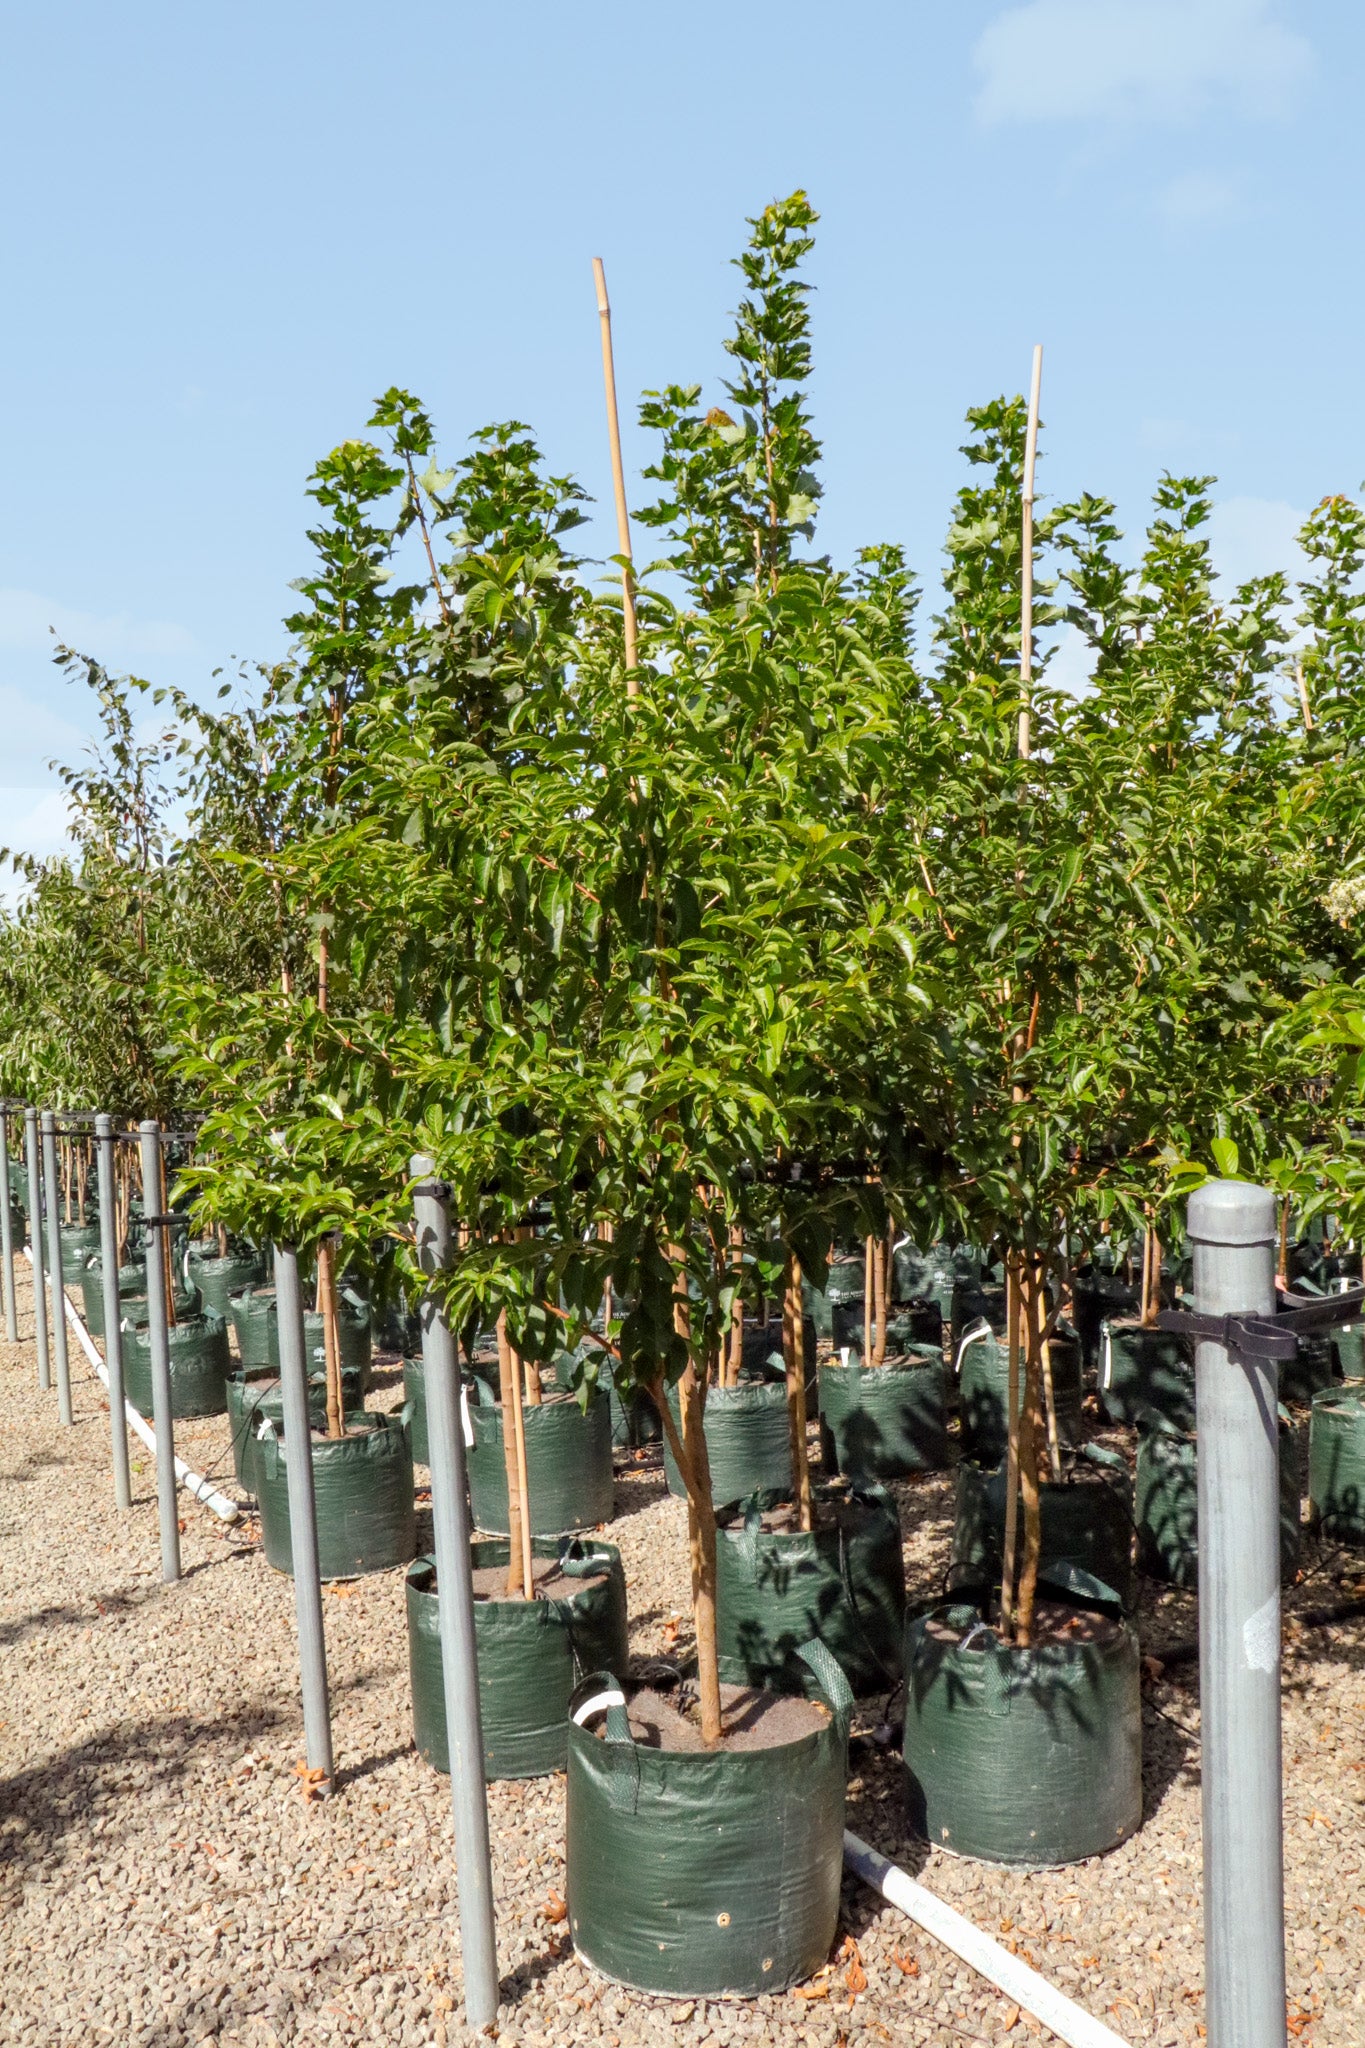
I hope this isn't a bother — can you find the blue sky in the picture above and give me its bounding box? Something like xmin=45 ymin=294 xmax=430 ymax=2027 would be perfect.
xmin=2 ymin=0 xmax=1358 ymax=861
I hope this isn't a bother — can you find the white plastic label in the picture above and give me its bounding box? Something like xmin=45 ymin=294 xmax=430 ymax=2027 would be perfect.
xmin=572 ymin=1687 xmax=626 ymax=1727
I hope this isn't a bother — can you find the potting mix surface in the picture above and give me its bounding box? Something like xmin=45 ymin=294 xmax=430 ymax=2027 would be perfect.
xmin=3 ymin=1267 xmax=1363 ymax=2046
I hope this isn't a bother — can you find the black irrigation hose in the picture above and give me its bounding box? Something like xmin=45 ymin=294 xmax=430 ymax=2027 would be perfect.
xmin=1156 ymin=1594 xmax=1365 ymax=1670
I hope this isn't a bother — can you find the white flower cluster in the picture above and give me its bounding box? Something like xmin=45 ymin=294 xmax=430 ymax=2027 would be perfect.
xmin=1323 ymin=873 xmax=1365 ymax=929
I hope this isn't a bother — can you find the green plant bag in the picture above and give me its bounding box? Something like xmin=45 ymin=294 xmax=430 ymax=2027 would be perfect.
xmin=949 ymin=1450 xmax=1136 ymax=1612
xmin=80 ymin=1257 xmax=145 ymax=1338
xmin=465 ymin=1383 xmax=614 ymax=1535
xmin=225 ymin=1368 xmax=330 ymax=1494
xmin=256 ymin=1407 xmax=416 ymax=1580
xmin=957 ymin=1324 xmax=1083 ymax=1467
xmin=903 ymin=1600 xmax=1142 ymax=1867
xmin=186 ymin=1245 xmax=267 ymax=1319
xmin=123 ymin=1310 xmax=232 ymax=1420
xmin=1331 ymin=1322 xmax=1365 ymax=1380
xmin=892 ymin=1239 xmax=933 ymax=1303
xmin=951 ymin=1279 xmax=1006 ymax=1351
xmin=1070 ymin=1271 xmax=1140 ymax=1372
xmin=1137 ymin=1414 xmax=1302 ymax=1586
xmin=715 ymin=1485 xmax=904 ymax=1696
xmin=406 ymin=1537 xmax=629 ymax=1779
xmin=8 ymin=1200 xmax=24 ymax=1255
xmin=831 ymin=1300 xmax=943 ymax=1353
xmin=59 ymin=1222 xmax=102 ymax=1282
xmin=229 ymin=1284 xmax=372 ymax=1388
xmin=565 ymin=1641 xmax=853 ymax=1996
xmin=1100 ymin=1321 xmax=1194 ymax=1429
xmin=1308 ymin=1385 xmax=1365 ymax=1546
xmin=740 ymin=1316 xmax=818 ymax=1398
xmin=662 ymin=1380 xmax=791 ymax=1508
xmin=1279 ymin=1332 xmax=1335 ymax=1408
xmin=551 ymin=1345 xmax=662 ymax=1451
xmin=818 ymin=1353 xmax=949 ymax=1480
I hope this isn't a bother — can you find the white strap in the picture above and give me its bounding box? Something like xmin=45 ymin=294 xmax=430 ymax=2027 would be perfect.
xmin=954 ymin=1317 xmax=991 ymax=1376
xmin=572 ymin=1686 xmax=626 ymax=1727
xmin=1101 ymin=1321 xmax=1113 ymax=1391
xmin=460 ymin=1379 xmax=474 ymax=1447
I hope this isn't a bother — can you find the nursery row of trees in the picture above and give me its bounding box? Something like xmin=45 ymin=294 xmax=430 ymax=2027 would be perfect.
xmin=6 ymin=193 xmax=1365 ymax=1709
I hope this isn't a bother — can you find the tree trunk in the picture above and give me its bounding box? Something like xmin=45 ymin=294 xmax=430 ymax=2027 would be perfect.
xmin=783 ymin=1252 xmax=813 ymax=1532
xmin=317 ymin=1240 xmax=343 ymax=1437
xmin=653 ymin=1364 xmax=722 ymax=1744
xmin=158 ymin=1146 xmax=177 ymax=1332
xmin=872 ymin=1231 xmax=889 ymax=1365
xmin=1278 ymin=1198 xmax=1290 ymax=1284
xmin=999 ymin=1254 xmax=1023 ymax=1634
xmin=1014 ymin=1262 xmax=1047 ymax=1647
xmin=863 ymin=1234 xmax=874 ymax=1361
xmin=727 ymin=1224 xmax=745 ymax=1389
xmin=496 ymin=1310 xmax=530 ymax=1598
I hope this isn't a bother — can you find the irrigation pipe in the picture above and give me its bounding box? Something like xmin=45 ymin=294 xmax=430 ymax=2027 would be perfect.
xmin=23 ymin=1247 xmax=240 ymax=1523
xmin=842 ymin=1832 xmax=1130 ymax=2048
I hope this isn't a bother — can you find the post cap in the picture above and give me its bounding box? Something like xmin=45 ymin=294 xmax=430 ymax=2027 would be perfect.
xmin=1187 ymin=1178 xmax=1277 ymax=1248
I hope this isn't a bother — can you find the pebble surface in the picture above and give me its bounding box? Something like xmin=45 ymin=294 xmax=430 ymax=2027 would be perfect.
xmin=2 ymin=1266 xmax=1363 ymax=2047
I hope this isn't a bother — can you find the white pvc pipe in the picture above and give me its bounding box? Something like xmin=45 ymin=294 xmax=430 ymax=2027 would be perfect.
xmin=843 ymin=1831 xmax=1131 ymax=2048
xmin=25 ymin=1247 xmax=240 ymax=1524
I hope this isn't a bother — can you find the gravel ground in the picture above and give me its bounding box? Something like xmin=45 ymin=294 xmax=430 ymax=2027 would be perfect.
xmin=2 ymin=1264 xmax=1363 ymax=2048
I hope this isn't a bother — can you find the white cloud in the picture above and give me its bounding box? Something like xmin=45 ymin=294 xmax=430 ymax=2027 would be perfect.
xmin=973 ymin=0 xmax=1314 ymax=126
xmin=0 ymin=788 xmax=75 ymax=902
xmin=0 ymin=587 xmax=195 ymax=660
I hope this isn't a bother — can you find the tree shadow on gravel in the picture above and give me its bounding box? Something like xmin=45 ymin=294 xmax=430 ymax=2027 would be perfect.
xmin=0 ymin=1590 xmax=140 ymax=1647
xmin=0 ymin=1706 xmax=287 ymax=1889
xmin=1 ymin=1445 xmax=68 ymax=1483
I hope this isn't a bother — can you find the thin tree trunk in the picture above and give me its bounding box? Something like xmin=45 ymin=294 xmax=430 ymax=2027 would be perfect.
xmin=727 ymin=1224 xmax=745 ymax=1389
xmin=1278 ymin=1198 xmax=1290 ymax=1284
xmin=523 ymin=1352 xmax=542 ymax=1406
xmin=317 ymin=1240 xmax=343 ymax=1437
xmin=668 ymin=1247 xmax=721 ymax=1745
xmin=218 ymin=1222 xmax=229 ymax=1260
xmin=872 ymin=1231 xmax=889 ymax=1365
xmin=1015 ymin=1264 xmax=1047 ymax=1647
xmin=783 ymin=1252 xmax=813 ymax=1532
xmin=1140 ymin=1221 xmax=1154 ymax=1329
xmin=1000 ymin=1255 xmax=1022 ymax=1634
xmin=1036 ymin=1264 xmax=1063 ymax=1483
xmin=1149 ymin=1232 xmax=1163 ymax=1322
xmin=863 ymin=1234 xmax=874 ymax=1361
xmin=496 ymin=1311 xmax=529 ymax=1598
xmin=158 ymin=1145 xmax=177 ymax=1332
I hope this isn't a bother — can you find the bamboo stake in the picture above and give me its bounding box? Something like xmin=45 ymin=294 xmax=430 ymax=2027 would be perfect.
xmin=727 ymin=1225 xmax=745 ymax=1390
xmin=495 ymin=1311 xmax=529 ymax=1598
xmin=669 ymin=1246 xmax=722 ymax=1745
xmin=158 ymin=1143 xmax=176 ymax=1331
xmin=783 ymin=1252 xmax=813 ymax=1532
xmin=1035 ymin=1264 xmax=1062 ymax=1484
xmin=872 ymin=1232 xmax=889 ymax=1366
xmin=1000 ymin=1256 xmax=1023 ymax=1636
xmin=1278 ymin=1197 xmax=1290 ymax=1284
xmin=1296 ymin=658 xmax=1313 ymax=732
xmin=508 ymin=1342 xmax=535 ymax=1597
xmin=1015 ymin=1267 xmax=1046 ymax=1647
xmin=1017 ymin=343 xmax=1044 ymax=762
xmin=863 ymin=1234 xmax=874 ymax=1362
xmin=592 ymin=257 xmax=639 ymax=685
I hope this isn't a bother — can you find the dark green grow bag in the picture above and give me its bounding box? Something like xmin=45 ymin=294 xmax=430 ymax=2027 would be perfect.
xmin=407 ymin=1537 xmax=629 ymax=1779
xmin=59 ymin=1222 xmax=102 ymax=1282
xmin=565 ymin=1642 xmax=853 ymax=1996
xmin=1100 ymin=1320 xmax=1194 ymax=1429
xmin=1308 ymin=1384 xmax=1365 ymax=1546
xmin=892 ymin=1240 xmax=933 ymax=1303
xmin=903 ymin=1600 xmax=1142 ymax=1867
xmin=819 ymin=1353 xmax=949 ymax=1480
xmin=957 ymin=1324 xmax=1083 ymax=1466
xmin=831 ymin=1300 xmax=943 ymax=1353
xmin=1070 ymin=1271 xmax=1140 ymax=1372
xmin=1137 ymin=1414 xmax=1302 ymax=1586
xmin=716 ymin=1484 xmax=904 ymax=1696
xmin=225 ymin=1367 xmax=330 ymax=1494
xmin=804 ymin=1258 xmax=865 ymax=1341
xmin=228 ymin=1284 xmax=372 ymax=1387
xmin=949 ymin=1450 xmax=1136 ymax=1612
xmin=123 ymin=1310 xmax=232 ymax=1420
xmin=662 ymin=1380 xmax=791 ymax=1508
xmin=1331 ymin=1321 xmax=1364 ymax=1380
xmin=80 ymin=1258 xmax=145 ymax=1339
xmin=951 ymin=1279 xmax=1007 ymax=1350
xmin=1279 ymin=1331 xmax=1335 ymax=1408
xmin=551 ymin=1345 xmax=663 ymax=1452
xmin=8 ymin=1199 xmax=24 ymax=1254
xmin=186 ymin=1245 xmax=266 ymax=1318
xmin=465 ymin=1383 xmax=614 ymax=1535
xmin=256 ymin=1408 xmax=416 ymax=1580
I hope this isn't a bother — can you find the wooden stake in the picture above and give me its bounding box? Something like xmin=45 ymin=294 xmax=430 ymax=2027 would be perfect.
xmin=1017 ymin=343 xmax=1043 ymax=762
xmin=783 ymin=1252 xmax=813 ymax=1532
xmin=727 ymin=1224 xmax=745 ymax=1389
xmin=1296 ymin=659 xmax=1313 ymax=732
xmin=1000 ymin=1256 xmax=1022 ymax=1635
xmin=1015 ymin=1269 xmax=1046 ymax=1648
xmin=592 ymin=257 xmax=639 ymax=686
xmin=872 ymin=1232 xmax=889 ymax=1366
xmin=158 ymin=1144 xmax=176 ymax=1332
xmin=496 ymin=1311 xmax=530 ymax=1598
xmin=863 ymin=1234 xmax=874 ymax=1362
xmin=317 ymin=1240 xmax=343 ymax=1437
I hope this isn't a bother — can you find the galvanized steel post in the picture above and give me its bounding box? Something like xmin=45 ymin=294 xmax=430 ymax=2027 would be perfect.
xmin=138 ymin=1120 xmax=181 ymax=1582
xmin=0 ymin=1106 xmax=18 ymax=1344
xmin=24 ymin=1107 xmax=50 ymax=1388
xmin=1188 ymin=1179 xmax=1285 ymax=2048
xmin=95 ymin=1116 xmax=133 ymax=1512
xmin=40 ymin=1110 xmax=73 ymax=1426
xmin=412 ymin=1153 xmax=499 ymax=2029
xmin=273 ymin=1241 xmax=334 ymax=1793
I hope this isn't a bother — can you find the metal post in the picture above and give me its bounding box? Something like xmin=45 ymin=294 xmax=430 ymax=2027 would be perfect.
xmin=0 ymin=1108 xmax=18 ymax=1343
xmin=24 ymin=1108 xmax=50 ymax=1388
xmin=1188 ymin=1179 xmax=1285 ymax=2048
xmin=412 ymin=1153 xmax=499 ymax=2029
xmin=274 ymin=1241 xmax=334 ymax=1792
xmin=40 ymin=1111 xmax=73 ymax=1425
xmin=95 ymin=1116 xmax=133 ymax=1512
xmin=138 ymin=1120 xmax=181 ymax=1583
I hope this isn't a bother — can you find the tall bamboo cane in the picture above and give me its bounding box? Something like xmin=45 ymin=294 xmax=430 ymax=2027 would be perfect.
xmin=592 ymin=258 xmax=639 ymax=686
xmin=1017 ymin=344 xmax=1043 ymax=762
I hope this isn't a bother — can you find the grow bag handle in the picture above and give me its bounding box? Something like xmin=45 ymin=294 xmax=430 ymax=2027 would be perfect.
xmin=557 ymin=1537 xmax=615 ymax=1579
xmin=954 ymin=1318 xmax=992 ymax=1376
xmin=795 ymin=1639 xmax=855 ymax=1738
